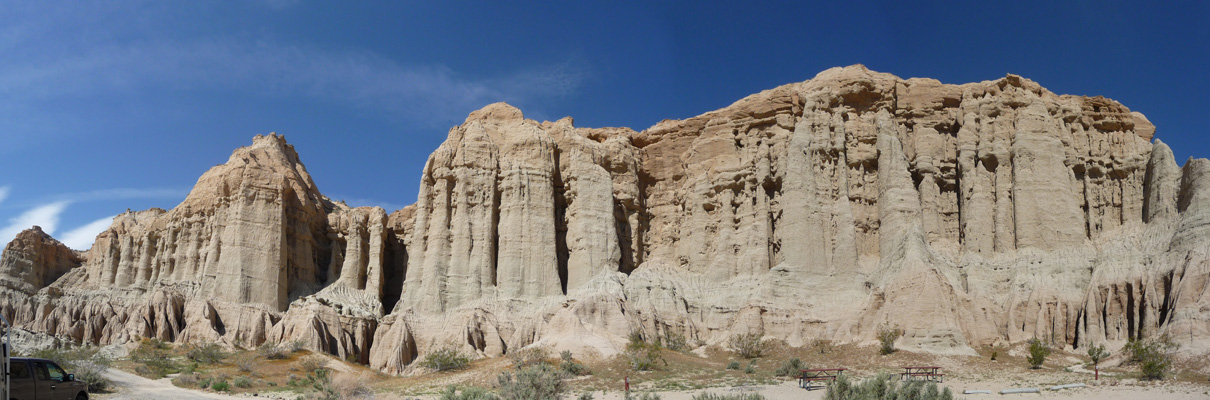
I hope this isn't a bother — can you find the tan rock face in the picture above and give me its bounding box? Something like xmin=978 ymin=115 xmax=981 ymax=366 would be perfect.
xmin=2 ymin=66 xmax=1208 ymax=375
xmin=0 ymin=227 xmax=81 ymax=294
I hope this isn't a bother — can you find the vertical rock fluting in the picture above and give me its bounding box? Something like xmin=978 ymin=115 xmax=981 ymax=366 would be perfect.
xmin=3 ymin=66 xmax=1209 ymax=375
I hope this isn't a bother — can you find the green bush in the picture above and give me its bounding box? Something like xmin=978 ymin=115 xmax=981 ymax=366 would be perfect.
xmin=199 ymin=376 xmax=213 ymax=389
xmin=663 ymin=332 xmax=689 ymax=352
xmin=308 ymin=368 xmax=339 ymax=400
xmin=1124 ymin=337 xmax=1145 ymax=362
xmin=1027 ymin=339 xmax=1051 ymax=369
xmin=692 ymin=393 xmax=766 ymax=400
xmin=1087 ymin=343 xmax=1110 ymax=368
xmin=441 ymin=385 xmax=500 ymax=400
xmin=1134 ymin=337 xmax=1177 ymax=380
xmin=825 ymin=373 xmax=953 ymax=400
xmin=877 ymin=326 xmax=901 ymax=355
xmin=211 ymin=380 xmax=231 ymax=392
xmin=185 ymin=342 xmax=227 ymax=364
xmin=728 ymin=333 xmax=767 ymax=359
xmin=775 ymin=358 xmax=805 ymax=377
xmin=726 ymin=361 xmax=740 ymax=370
xmin=421 ymin=347 xmax=471 ymax=372
xmin=558 ymin=350 xmax=591 ymax=376
xmin=625 ymin=332 xmax=665 ymax=371
xmin=234 ymin=375 xmax=252 ymax=388
xmin=743 ymin=364 xmax=755 ymax=374
xmin=130 ymin=338 xmax=179 ymax=378
xmin=497 ymin=363 xmax=566 ymax=400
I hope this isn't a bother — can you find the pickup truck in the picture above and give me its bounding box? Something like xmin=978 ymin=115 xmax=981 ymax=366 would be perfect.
xmin=6 ymin=357 xmax=89 ymax=400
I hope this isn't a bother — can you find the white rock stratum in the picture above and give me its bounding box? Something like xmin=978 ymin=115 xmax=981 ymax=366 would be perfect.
xmin=2 ymin=66 xmax=1207 ymax=375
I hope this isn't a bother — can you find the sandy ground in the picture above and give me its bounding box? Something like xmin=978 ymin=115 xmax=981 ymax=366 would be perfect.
xmin=565 ymin=379 xmax=1210 ymax=400
xmin=93 ymin=368 xmax=290 ymax=400
xmin=93 ymin=365 xmax=1210 ymax=400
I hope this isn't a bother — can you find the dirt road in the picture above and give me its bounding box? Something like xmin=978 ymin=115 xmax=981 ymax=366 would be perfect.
xmin=93 ymin=369 xmax=294 ymax=400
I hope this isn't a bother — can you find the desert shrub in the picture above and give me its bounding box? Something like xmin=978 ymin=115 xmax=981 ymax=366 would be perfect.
xmin=308 ymin=368 xmax=339 ymax=400
xmin=172 ymin=372 xmax=200 ymax=388
xmin=1123 ymin=337 xmax=1145 ymax=362
xmin=199 ymin=376 xmax=214 ymax=389
xmin=577 ymin=393 xmax=595 ymax=400
xmin=728 ymin=333 xmax=767 ymax=359
xmin=743 ymin=364 xmax=755 ymax=374
xmin=1135 ymin=336 xmax=1177 ymax=380
xmin=558 ymin=350 xmax=591 ymax=376
xmin=234 ymin=375 xmax=253 ymax=388
xmin=235 ymin=354 xmax=256 ymax=372
xmin=507 ymin=346 xmax=550 ymax=368
xmin=441 ymin=385 xmax=501 ymax=400
xmin=332 ymin=373 xmax=374 ymax=399
xmin=628 ymin=330 xmax=646 ymax=347
xmin=726 ymin=361 xmax=740 ymax=370
xmin=421 ymin=347 xmax=471 ymax=372
xmin=775 ymin=358 xmax=805 ymax=377
xmin=877 ymin=326 xmax=901 ymax=356
xmin=258 ymin=342 xmax=290 ymax=360
xmin=211 ymin=380 xmax=231 ymax=392
xmin=287 ymin=339 xmax=306 ymax=353
xmin=663 ymin=332 xmax=689 ymax=351
xmin=813 ymin=338 xmax=834 ymax=354
xmin=625 ymin=393 xmax=662 ymax=400
xmin=692 ymin=393 xmax=767 ymax=400
xmin=990 ymin=351 xmax=998 ymax=361
xmin=299 ymin=354 xmax=328 ymax=372
xmin=185 ymin=342 xmax=227 ymax=364
xmin=825 ymin=373 xmax=953 ymax=400
xmin=1026 ymin=338 xmax=1051 ymax=369
xmin=34 ymin=347 xmax=113 ymax=392
xmin=1087 ymin=343 xmax=1110 ymax=368
xmin=625 ymin=331 xmax=665 ymax=371
xmin=130 ymin=338 xmax=179 ymax=378
xmin=286 ymin=373 xmax=301 ymax=387
xmin=497 ymin=362 xmax=565 ymax=400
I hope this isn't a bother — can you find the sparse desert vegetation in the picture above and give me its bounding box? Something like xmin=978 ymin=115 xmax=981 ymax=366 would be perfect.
xmin=80 ymin=333 xmax=1210 ymax=400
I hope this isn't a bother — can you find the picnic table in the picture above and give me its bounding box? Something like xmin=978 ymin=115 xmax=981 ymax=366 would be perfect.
xmin=799 ymin=368 xmax=846 ymax=390
xmin=901 ymin=366 xmax=944 ymax=382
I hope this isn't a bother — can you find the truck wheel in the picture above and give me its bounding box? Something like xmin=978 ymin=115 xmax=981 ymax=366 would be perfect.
xmin=76 ymin=393 xmax=88 ymax=400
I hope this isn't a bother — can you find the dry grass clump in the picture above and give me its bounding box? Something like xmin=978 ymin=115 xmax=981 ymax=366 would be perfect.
xmin=728 ymin=333 xmax=767 ymax=359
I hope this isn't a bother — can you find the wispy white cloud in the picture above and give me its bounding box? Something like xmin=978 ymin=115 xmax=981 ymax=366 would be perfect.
xmin=0 ymin=187 xmax=189 ymax=211
xmin=0 ymin=186 xmax=9 ymax=206
xmin=59 ymin=215 xmax=116 ymax=250
xmin=0 ymin=20 xmax=588 ymax=127
xmin=0 ymin=201 xmax=71 ymax=245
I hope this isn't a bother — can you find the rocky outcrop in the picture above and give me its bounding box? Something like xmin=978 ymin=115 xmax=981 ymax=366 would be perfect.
xmin=2 ymin=66 xmax=1208 ymax=375
xmin=0 ymin=227 xmax=82 ymax=294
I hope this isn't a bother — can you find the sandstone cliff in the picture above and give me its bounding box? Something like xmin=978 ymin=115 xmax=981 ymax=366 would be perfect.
xmin=2 ymin=66 xmax=1208 ymax=375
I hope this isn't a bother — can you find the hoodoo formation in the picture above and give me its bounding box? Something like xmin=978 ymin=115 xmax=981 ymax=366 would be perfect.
xmin=2 ymin=66 xmax=1207 ymax=374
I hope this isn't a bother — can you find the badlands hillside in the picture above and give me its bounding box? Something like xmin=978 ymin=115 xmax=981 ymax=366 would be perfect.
xmin=1 ymin=65 xmax=1207 ymax=375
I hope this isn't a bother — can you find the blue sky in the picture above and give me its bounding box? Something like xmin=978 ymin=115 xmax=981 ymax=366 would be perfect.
xmin=1 ymin=1 xmax=1207 ymax=250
